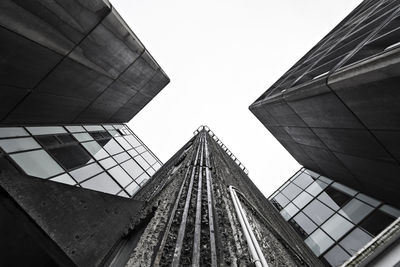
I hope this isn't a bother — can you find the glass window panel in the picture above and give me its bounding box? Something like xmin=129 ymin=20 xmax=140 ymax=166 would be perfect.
xmin=50 ymin=174 xmax=76 ymax=185
xmin=280 ymin=203 xmax=299 ymax=221
xmin=36 ymin=135 xmax=60 ymax=147
xmin=273 ymin=193 xmax=290 ymax=209
xmin=82 ymin=141 xmax=109 ymax=160
xmin=293 ymin=172 xmax=315 ymax=189
xmin=108 ymin=130 xmax=120 ymax=137
xmin=81 ymin=172 xmax=121 ymax=194
xmin=108 ymin=166 xmax=133 ymax=187
xmin=305 ymin=229 xmax=335 ymax=256
xmin=360 ymin=209 xmax=396 ymax=236
xmin=321 ymin=214 xmax=354 ymax=240
xmin=136 ymin=172 xmax=150 ymax=185
xmin=48 ymin=144 xmax=92 ymax=170
xmin=291 ymin=212 xmax=318 ymax=236
xmin=141 ymin=151 xmax=157 ymax=166
xmin=0 ymin=137 xmax=41 ymax=153
xmin=134 ymin=156 xmax=150 ymax=170
xmin=306 ymin=180 xmax=328 ymax=196
xmin=356 ymin=193 xmax=381 ymax=207
xmin=121 ymin=159 xmax=144 ymax=179
xmin=99 ymin=157 xmax=117 ymax=169
xmin=289 ymin=171 xmax=302 ymax=181
xmin=70 ymin=163 xmax=103 ymax=182
xmin=0 ymin=127 xmax=28 ymax=138
xmin=340 ymin=228 xmax=373 ymax=255
xmin=125 ymin=135 xmax=140 ymax=147
xmin=101 ymin=139 xmax=124 ymax=155
xmin=103 ymin=125 xmax=114 ymax=130
xmin=113 ymin=152 xmax=130 ymax=163
xmin=113 ymin=124 xmax=124 ymax=129
xmin=57 ymin=134 xmax=75 ymax=144
xmin=27 ymin=126 xmax=66 ymax=135
xmin=117 ymin=191 xmax=130 ymax=198
xmin=147 ymin=168 xmax=156 ymax=176
xmin=125 ymin=181 xmax=140 ymax=196
xmin=153 ymin=162 xmax=162 ymax=171
xmin=281 ymin=182 xmax=302 ymax=200
xmin=65 ymin=126 xmax=85 ymax=133
xmin=380 ymin=205 xmax=400 ymax=218
xmin=331 ymin=183 xmax=357 ymax=196
xmin=115 ymin=137 xmax=132 ymax=150
xmin=128 ymin=149 xmax=138 ymax=157
xmin=304 ymin=199 xmax=334 ymax=225
xmin=323 ymin=245 xmax=351 ymax=267
xmin=339 ymin=199 xmax=374 ymax=224
xmin=73 ymin=133 xmax=93 ymax=142
xmin=292 ymin=191 xmax=313 ymax=209
xmin=318 ymin=186 xmax=351 ymax=211
xmin=10 ymin=150 xmax=63 ymax=178
xmin=83 ymin=125 xmax=104 ymax=132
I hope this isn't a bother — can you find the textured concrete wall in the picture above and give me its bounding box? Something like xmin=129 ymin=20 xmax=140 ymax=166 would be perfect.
xmin=0 ymin=0 xmax=169 ymax=125
xmin=124 ymin=131 xmax=322 ymax=266
xmin=0 ymin=171 xmax=144 ymax=267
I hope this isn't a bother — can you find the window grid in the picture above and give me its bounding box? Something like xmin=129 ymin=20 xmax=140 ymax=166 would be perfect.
xmin=269 ymin=168 xmax=399 ymax=266
xmin=0 ymin=124 xmax=162 ymax=198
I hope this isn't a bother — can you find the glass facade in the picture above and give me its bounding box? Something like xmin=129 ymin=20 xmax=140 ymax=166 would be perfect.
xmin=269 ymin=168 xmax=400 ymax=267
xmin=0 ymin=124 xmax=162 ymax=198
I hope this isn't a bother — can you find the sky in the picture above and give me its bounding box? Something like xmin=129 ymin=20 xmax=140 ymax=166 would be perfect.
xmin=111 ymin=0 xmax=362 ymax=197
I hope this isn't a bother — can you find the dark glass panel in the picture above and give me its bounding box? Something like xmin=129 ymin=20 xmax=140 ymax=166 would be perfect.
xmin=57 ymin=134 xmax=75 ymax=144
xmin=318 ymin=186 xmax=351 ymax=210
xmin=360 ymin=209 xmax=396 ymax=236
xmin=36 ymin=135 xmax=59 ymax=147
xmin=339 ymin=228 xmax=373 ymax=255
xmin=48 ymin=144 xmax=92 ymax=170
xmin=323 ymin=245 xmax=351 ymax=267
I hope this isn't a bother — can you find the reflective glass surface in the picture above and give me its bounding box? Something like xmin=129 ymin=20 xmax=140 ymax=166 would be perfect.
xmin=293 ymin=172 xmax=314 ymax=189
xmin=281 ymin=183 xmax=302 ymax=200
xmin=339 ymin=228 xmax=372 ymax=255
xmin=0 ymin=137 xmax=41 ymax=153
xmin=305 ymin=229 xmax=334 ymax=256
xmin=321 ymin=214 xmax=353 ymax=240
xmin=304 ymin=200 xmax=334 ymax=225
xmin=80 ymin=172 xmax=121 ymax=194
xmin=339 ymin=199 xmax=374 ymax=224
xmin=82 ymin=141 xmax=109 ymax=160
xmin=318 ymin=186 xmax=351 ymax=211
xmin=280 ymin=203 xmax=299 ymax=221
xmin=306 ymin=180 xmax=328 ymax=196
xmin=293 ymin=191 xmax=313 ymax=209
xmin=291 ymin=212 xmax=317 ymax=236
xmin=0 ymin=127 xmax=28 ymax=138
xmin=323 ymin=245 xmax=350 ymax=267
xmin=108 ymin=166 xmax=133 ymax=187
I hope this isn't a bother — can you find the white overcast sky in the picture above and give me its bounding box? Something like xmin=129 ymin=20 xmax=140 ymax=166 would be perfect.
xmin=111 ymin=0 xmax=362 ymax=197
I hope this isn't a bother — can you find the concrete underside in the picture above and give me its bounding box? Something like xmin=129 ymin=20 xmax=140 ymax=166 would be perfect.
xmin=0 ymin=0 xmax=169 ymax=125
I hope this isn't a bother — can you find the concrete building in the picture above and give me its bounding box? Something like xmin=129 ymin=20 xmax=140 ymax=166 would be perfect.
xmin=250 ymin=0 xmax=400 ymax=266
xmin=249 ymin=0 xmax=400 ymax=208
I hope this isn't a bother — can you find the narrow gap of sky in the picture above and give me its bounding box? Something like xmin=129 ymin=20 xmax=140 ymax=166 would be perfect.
xmin=111 ymin=0 xmax=363 ymax=197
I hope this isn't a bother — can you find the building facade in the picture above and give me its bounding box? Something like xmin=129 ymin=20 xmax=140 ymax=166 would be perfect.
xmin=269 ymin=168 xmax=400 ymax=266
xmin=249 ymin=0 xmax=400 ymax=208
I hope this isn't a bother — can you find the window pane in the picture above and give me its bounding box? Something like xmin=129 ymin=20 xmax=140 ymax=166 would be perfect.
xmin=360 ymin=209 xmax=396 ymax=236
xmin=135 ymin=146 xmax=146 ymax=154
xmin=280 ymin=203 xmax=299 ymax=221
xmin=305 ymin=229 xmax=334 ymax=256
xmin=50 ymin=174 xmax=76 ymax=185
xmin=304 ymin=199 xmax=334 ymax=225
xmin=83 ymin=125 xmax=104 ymax=132
xmin=65 ymin=126 xmax=85 ymax=133
xmin=153 ymin=162 xmax=162 ymax=171
xmin=136 ymin=172 xmax=150 ymax=185
xmin=321 ymin=214 xmax=354 ymax=240
xmin=323 ymin=245 xmax=351 ymax=267
xmin=27 ymin=126 xmax=66 ymax=135
xmin=0 ymin=127 xmax=28 ymax=138
xmin=293 ymin=172 xmax=315 ymax=189
xmin=340 ymin=228 xmax=373 ymax=255
xmin=306 ymin=180 xmax=328 ymax=196
xmin=124 ymin=135 xmax=141 ymax=147
xmin=318 ymin=176 xmax=333 ymax=184
xmin=281 ymin=182 xmax=302 ymax=200
xmin=356 ymin=193 xmax=381 ymax=207
xmin=293 ymin=191 xmax=313 ymax=209
xmin=290 ymin=212 xmax=317 ymax=237
xmin=115 ymin=137 xmax=132 ymax=150
xmin=11 ymin=150 xmax=63 ymax=178
xmin=128 ymin=149 xmax=138 ymax=157
xmin=73 ymin=133 xmax=93 ymax=142
xmin=339 ymin=199 xmax=374 ymax=224
xmin=70 ymin=163 xmax=103 ymax=182
xmin=0 ymin=137 xmax=41 ymax=153
xmin=304 ymin=169 xmax=320 ymax=179
xmin=36 ymin=135 xmax=60 ymax=147
xmin=125 ymin=181 xmax=140 ymax=196
xmin=108 ymin=166 xmax=133 ymax=187
xmin=134 ymin=155 xmax=150 ymax=170
xmin=101 ymin=139 xmax=124 ymax=155
xmin=113 ymin=152 xmax=130 ymax=163
xmin=99 ymin=157 xmax=117 ymax=169
xmin=147 ymin=168 xmax=156 ymax=176
xmin=121 ymin=159 xmax=144 ymax=179
xmin=117 ymin=191 xmax=130 ymax=198
xmin=273 ymin=193 xmax=290 ymax=209
xmin=48 ymin=144 xmax=92 ymax=170
xmin=380 ymin=205 xmax=400 ymax=218
xmin=82 ymin=141 xmax=109 ymax=160
xmin=318 ymin=186 xmax=351 ymax=211
xmin=141 ymin=151 xmax=157 ymax=166
xmin=81 ymin=172 xmax=121 ymax=194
